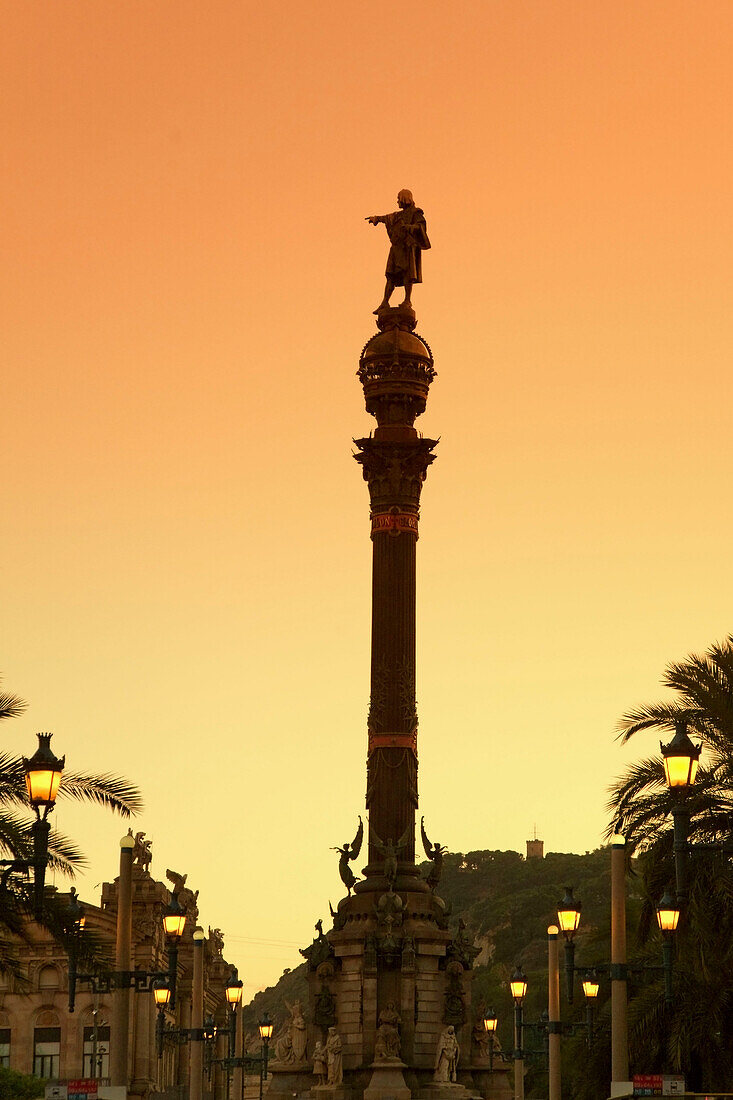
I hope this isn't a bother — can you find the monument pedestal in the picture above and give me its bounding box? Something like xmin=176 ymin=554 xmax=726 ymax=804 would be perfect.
xmin=364 ymin=1059 xmax=411 ymax=1100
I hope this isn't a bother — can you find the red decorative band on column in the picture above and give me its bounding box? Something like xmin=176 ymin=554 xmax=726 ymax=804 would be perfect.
xmin=371 ymin=512 xmax=419 ymax=536
xmin=368 ymin=731 xmax=418 ymax=753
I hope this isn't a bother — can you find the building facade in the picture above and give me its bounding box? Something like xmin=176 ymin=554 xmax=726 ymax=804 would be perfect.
xmin=0 ymin=837 xmax=236 ymax=1098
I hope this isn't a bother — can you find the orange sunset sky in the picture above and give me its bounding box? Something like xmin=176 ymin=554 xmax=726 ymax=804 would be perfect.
xmin=3 ymin=0 xmax=733 ymax=995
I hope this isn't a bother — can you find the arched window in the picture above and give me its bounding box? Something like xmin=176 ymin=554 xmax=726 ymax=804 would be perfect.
xmin=34 ymin=1010 xmax=61 ymax=1078
xmin=83 ymin=1019 xmax=110 ymax=1079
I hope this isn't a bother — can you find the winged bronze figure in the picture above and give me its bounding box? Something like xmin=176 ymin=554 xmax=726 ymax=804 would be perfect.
xmin=371 ymin=824 xmax=411 ymax=887
xmin=331 ymin=816 xmax=364 ymax=895
xmin=420 ymin=817 xmax=447 ymax=891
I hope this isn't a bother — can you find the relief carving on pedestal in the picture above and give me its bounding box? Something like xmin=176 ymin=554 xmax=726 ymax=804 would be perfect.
xmin=443 ymin=961 xmax=466 ymax=1029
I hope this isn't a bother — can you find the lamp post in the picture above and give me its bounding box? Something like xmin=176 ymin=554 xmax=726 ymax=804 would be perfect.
xmin=162 ymin=894 xmax=187 ymax=1010
xmin=581 ymin=971 xmax=599 ymax=1048
xmin=509 ymin=966 xmax=527 ymax=1100
xmin=557 ymin=886 xmax=581 ymax=1003
xmin=482 ymin=1008 xmax=498 ymax=1073
xmin=660 ymin=718 xmax=702 ymax=904
xmin=0 ymin=733 xmax=64 ymax=921
xmin=225 ymin=968 xmax=243 ymax=1100
xmin=258 ymin=1012 xmax=274 ymax=1100
xmin=655 ymin=891 xmax=680 ymax=1005
xmin=153 ymin=978 xmax=172 ymax=1058
xmin=23 ymin=732 xmax=65 ymax=920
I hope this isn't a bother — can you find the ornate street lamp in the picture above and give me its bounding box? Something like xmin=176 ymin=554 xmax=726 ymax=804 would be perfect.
xmin=582 ymin=971 xmax=599 ymax=1050
xmin=509 ymin=968 xmax=527 ymax=1100
xmin=661 ymin=719 xmax=702 ymax=903
xmin=557 ymin=886 xmax=581 ymax=937
xmin=20 ymin=732 xmax=65 ymax=919
xmin=153 ymin=977 xmax=171 ymax=1008
xmin=483 ymin=1008 xmax=498 ymax=1072
xmin=655 ymin=892 xmax=680 ymax=934
xmin=225 ymin=966 xmax=244 ymax=1077
xmin=163 ymin=893 xmax=187 ymax=938
xmin=225 ymin=968 xmax=243 ymax=1007
xmin=655 ymin=892 xmax=679 ymax=1004
xmin=557 ymin=887 xmax=581 ymax=1002
xmin=510 ymin=966 xmax=528 ymax=1004
xmin=153 ymin=979 xmax=171 ymax=1058
xmin=258 ymin=1011 xmax=273 ymax=1098
xmin=162 ymin=894 xmax=187 ymax=1009
xmin=661 ymin=718 xmax=701 ymax=790
xmin=581 ymin=971 xmax=599 ymax=1001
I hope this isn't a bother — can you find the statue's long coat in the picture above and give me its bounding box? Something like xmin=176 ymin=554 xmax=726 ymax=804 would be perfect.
xmin=384 ymin=206 xmax=430 ymax=286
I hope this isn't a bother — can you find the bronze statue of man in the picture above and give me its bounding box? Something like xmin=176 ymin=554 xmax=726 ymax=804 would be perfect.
xmin=366 ymin=189 xmax=430 ymax=312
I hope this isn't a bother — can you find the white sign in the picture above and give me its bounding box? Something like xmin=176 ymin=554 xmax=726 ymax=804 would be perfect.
xmin=45 ymin=1088 xmax=68 ymax=1100
xmin=662 ymin=1077 xmax=685 ymax=1096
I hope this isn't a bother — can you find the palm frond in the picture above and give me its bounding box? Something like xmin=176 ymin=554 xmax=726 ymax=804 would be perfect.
xmin=57 ymin=772 xmax=143 ymax=817
xmin=0 ymin=687 xmax=27 ymax=722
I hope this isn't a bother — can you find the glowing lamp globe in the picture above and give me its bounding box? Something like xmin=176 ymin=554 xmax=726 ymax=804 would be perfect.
xmin=661 ymin=720 xmax=701 ymax=789
xmin=656 ymin=892 xmax=680 ymax=933
xmin=483 ymin=1008 xmax=498 ymax=1032
xmin=510 ymin=967 xmax=528 ymax=1004
xmin=163 ymin=895 xmax=187 ymax=939
xmin=226 ymin=970 xmax=243 ymax=1005
xmin=153 ymin=979 xmax=171 ymax=1007
xmin=23 ymin=733 xmax=65 ymax=810
xmin=557 ymin=887 xmax=581 ymax=938
xmin=582 ymin=973 xmax=600 ymax=1000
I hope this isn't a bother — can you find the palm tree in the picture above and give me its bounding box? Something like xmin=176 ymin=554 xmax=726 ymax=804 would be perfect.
xmin=607 ymin=637 xmax=733 ymax=1091
xmin=0 ymin=676 xmax=142 ymax=955
xmin=608 ymin=635 xmax=733 ymax=851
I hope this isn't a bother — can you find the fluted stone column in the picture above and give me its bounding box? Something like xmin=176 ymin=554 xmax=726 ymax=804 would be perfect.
xmin=354 ymin=306 xmax=436 ymax=887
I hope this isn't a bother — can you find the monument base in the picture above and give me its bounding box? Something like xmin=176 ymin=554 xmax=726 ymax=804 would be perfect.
xmin=364 ymin=1059 xmax=411 ymax=1100
xmin=418 ymin=1083 xmax=478 ymax=1100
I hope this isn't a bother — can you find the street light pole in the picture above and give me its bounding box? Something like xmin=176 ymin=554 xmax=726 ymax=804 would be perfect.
xmin=610 ymin=833 xmax=629 ymax=1092
xmin=510 ymin=967 xmax=527 ymax=1100
xmin=547 ymin=926 xmax=561 ymax=1100
xmin=258 ymin=1012 xmax=273 ymax=1100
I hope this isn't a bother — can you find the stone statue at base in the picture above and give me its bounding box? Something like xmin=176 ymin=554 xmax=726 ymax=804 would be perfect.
xmin=326 ymin=1027 xmax=343 ymax=1086
xmin=284 ymin=998 xmax=308 ymax=1063
xmin=374 ymin=1001 xmax=401 ymax=1060
xmin=313 ymin=1040 xmax=327 ymax=1085
xmin=434 ymin=1025 xmax=460 ymax=1083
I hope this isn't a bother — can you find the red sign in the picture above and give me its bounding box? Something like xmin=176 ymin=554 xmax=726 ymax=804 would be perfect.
xmin=633 ymin=1075 xmax=663 ymax=1097
xmin=68 ymin=1083 xmax=98 ymax=1098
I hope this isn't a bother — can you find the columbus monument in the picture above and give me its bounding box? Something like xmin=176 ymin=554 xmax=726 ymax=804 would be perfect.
xmin=269 ymin=193 xmax=510 ymax=1100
